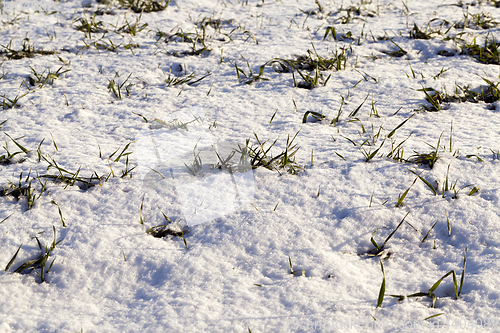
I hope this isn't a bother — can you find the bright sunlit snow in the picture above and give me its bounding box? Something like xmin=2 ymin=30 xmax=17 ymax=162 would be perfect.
xmin=1 ymin=0 xmax=500 ymax=332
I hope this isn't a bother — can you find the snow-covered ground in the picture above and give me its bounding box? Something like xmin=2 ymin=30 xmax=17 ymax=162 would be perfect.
xmin=1 ymin=0 xmax=500 ymax=331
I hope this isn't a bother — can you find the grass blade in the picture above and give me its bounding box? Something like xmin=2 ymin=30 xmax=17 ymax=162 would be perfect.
xmin=429 ymin=270 xmax=456 ymax=297
xmin=365 ymin=140 xmax=385 ymax=162
xmin=409 ymin=169 xmax=437 ymax=195
xmin=51 ymin=200 xmax=67 ymax=227
xmin=446 ymin=210 xmax=451 ymax=236
xmin=13 ymin=258 xmax=42 ymax=274
xmin=302 ymin=111 xmax=325 ymax=123
xmin=179 ymin=230 xmax=189 ymax=250
xmin=381 ymin=211 xmax=410 ymax=248
xmin=376 ymin=259 xmax=386 ymax=308
xmin=140 ymin=194 xmax=145 ymax=225
xmin=424 ymin=313 xmax=444 ymax=321
xmin=370 ymin=230 xmax=380 ymax=250
xmin=468 ymin=186 xmax=479 ymax=196
xmin=289 ymin=256 xmax=295 ymax=275
xmin=5 ymin=133 xmax=29 ymax=153
xmin=0 ymin=213 xmax=14 ymax=225
xmin=420 ymin=86 xmax=441 ymax=111
xmin=387 ymin=114 xmax=414 ymax=138
xmin=395 ymin=176 xmax=419 ymax=207
xmin=422 ymin=221 xmax=438 ymax=243
xmin=5 ymin=244 xmax=22 ymax=271
xmin=459 ymin=247 xmax=467 ymax=295
xmin=349 ymin=94 xmax=369 ymax=118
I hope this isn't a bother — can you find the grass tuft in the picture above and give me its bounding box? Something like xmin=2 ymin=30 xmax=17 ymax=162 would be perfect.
xmin=118 ymin=0 xmax=172 ymax=13
xmin=0 ymin=38 xmax=56 ymax=60
xmin=376 ymin=259 xmax=386 ymax=308
xmin=241 ymin=131 xmax=303 ymax=175
xmin=7 ymin=226 xmax=63 ymax=283
xmin=408 ymin=133 xmax=442 ymax=169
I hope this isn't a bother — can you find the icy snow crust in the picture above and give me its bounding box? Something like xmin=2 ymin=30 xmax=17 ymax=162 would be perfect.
xmin=1 ymin=0 xmax=500 ymax=332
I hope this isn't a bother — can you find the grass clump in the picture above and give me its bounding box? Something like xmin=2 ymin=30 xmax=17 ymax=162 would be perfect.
xmin=165 ymin=44 xmax=211 ymax=58
xmin=1 ymin=93 xmax=28 ymax=110
xmin=5 ymin=226 xmax=63 ymax=283
xmin=420 ymin=78 xmax=500 ymax=111
xmin=162 ymin=30 xmax=200 ymax=44
xmin=28 ymin=64 xmax=70 ymax=88
xmin=0 ymin=133 xmax=31 ymax=164
xmin=145 ymin=208 xmax=189 ymax=249
xmin=39 ymin=154 xmax=107 ymax=189
xmin=382 ymin=38 xmax=407 ymax=58
xmin=409 ymin=21 xmax=448 ymax=39
xmin=241 ymin=132 xmax=303 ymax=175
xmin=1 ymin=173 xmax=38 ymax=210
xmin=107 ymin=73 xmax=132 ymax=99
xmin=334 ymin=5 xmax=376 ymax=24
xmin=118 ymin=0 xmax=172 ymax=13
xmin=269 ymin=43 xmax=350 ymax=89
xmin=116 ymin=14 xmax=148 ymax=36
xmin=230 ymin=60 xmax=268 ymax=85
xmin=74 ymin=15 xmax=108 ymax=38
xmin=162 ymin=70 xmax=211 ymax=87
xmin=272 ymin=44 xmax=350 ymax=72
xmin=408 ymin=133 xmax=442 ymax=168
xmin=0 ymin=38 xmax=56 ymax=60
xmin=196 ymin=16 xmax=233 ymax=31
xmin=455 ymin=12 xmax=498 ymax=30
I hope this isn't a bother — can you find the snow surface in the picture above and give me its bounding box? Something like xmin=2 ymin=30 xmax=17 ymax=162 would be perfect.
xmin=1 ymin=0 xmax=500 ymax=331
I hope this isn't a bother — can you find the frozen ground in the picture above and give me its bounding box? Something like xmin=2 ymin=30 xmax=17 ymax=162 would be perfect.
xmin=1 ymin=0 xmax=500 ymax=331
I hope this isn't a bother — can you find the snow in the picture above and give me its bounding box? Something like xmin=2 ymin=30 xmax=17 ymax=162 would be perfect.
xmin=1 ymin=0 xmax=500 ymax=331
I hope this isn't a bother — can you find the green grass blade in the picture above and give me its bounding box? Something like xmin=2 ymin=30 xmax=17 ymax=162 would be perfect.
xmin=13 ymin=258 xmax=42 ymax=274
xmin=452 ymin=270 xmax=458 ymax=299
xmin=395 ymin=176 xmax=419 ymax=207
xmin=370 ymin=232 xmax=380 ymax=250
xmin=387 ymin=114 xmax=414 ymax=138
xmin=270 ymin=110 xmax=277 ymax=124
xmin=349 ymin=94 xmax=369 ymax=117
xmin=446 ymin=210 xmax=451 ymax=236
xmin=422 ymin=221 xmax=438 ymax=243
xmin=420 ymin=86 xmax=441 ymax=111
xmin=132 ymin=112 xmax=148 ymax=123
xmin=5 ymin=133 xmax=29 ymax=153
xmin=114 ymin=141 xmax=133 ymax=162
xmin=395 ymin=189 xmax=409 ymax=207
xmin=381 ymin=211 xmax=410 ymax=248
